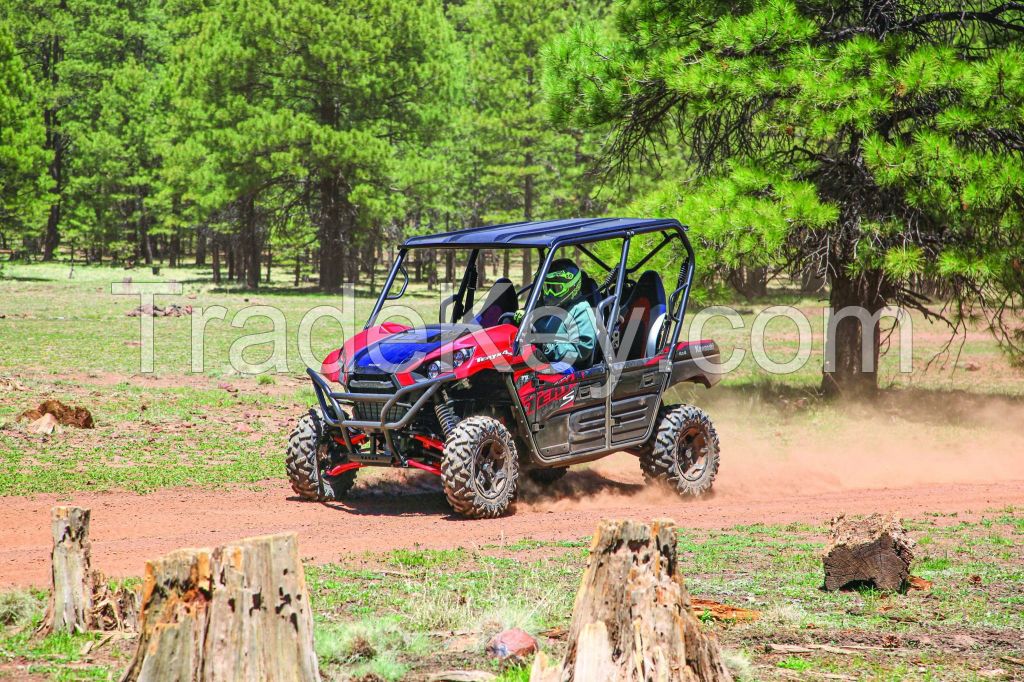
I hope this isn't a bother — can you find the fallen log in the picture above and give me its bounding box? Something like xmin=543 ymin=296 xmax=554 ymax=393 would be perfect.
xmin=120 ymin=533 xmax=319 ymax=682
xmin=823 ymin=513 xmax=914 ymax=592
xmin=530 ymin=518 xmax=732 ymax=681
xmin=39 ymin=506 xmax=95 ymax=635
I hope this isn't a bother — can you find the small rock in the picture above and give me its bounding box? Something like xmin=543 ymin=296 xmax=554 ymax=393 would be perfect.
xmin=485 ymin=628 xmax=537 ymax=663
xmin=962 ymin=361 xmax=981 ymax=372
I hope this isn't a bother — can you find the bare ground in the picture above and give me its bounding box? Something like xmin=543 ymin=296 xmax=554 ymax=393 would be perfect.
xmin=3 ymin=465 xmax=1023 ymax=588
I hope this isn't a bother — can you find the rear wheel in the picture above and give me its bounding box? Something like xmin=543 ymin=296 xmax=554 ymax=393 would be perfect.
xmin=441 ymin=416 xmax=519 ymax=518
xmin=641 ymin=404 xmax=719 ymax=497
xmin=286 ymin=408 xmax=357 ymax=501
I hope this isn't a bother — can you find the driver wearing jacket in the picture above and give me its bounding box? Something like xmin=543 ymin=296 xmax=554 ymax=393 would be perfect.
xmin=515 ymin=259 xmax=597 ymax=371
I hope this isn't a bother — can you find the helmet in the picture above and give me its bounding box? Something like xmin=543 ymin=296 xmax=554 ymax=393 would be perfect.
xmin=541 ymin=259 xmax=582 ymax=307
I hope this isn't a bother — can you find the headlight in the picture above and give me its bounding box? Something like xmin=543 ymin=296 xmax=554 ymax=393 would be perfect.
xmin=453 ymin=347 xmax=474 ymax=368
xmin=427 ymin=361 xmax=441 ymax=379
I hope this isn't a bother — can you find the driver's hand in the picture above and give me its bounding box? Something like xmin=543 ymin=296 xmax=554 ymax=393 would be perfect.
xmin=512 ymin=309 xmax=525 ymax=326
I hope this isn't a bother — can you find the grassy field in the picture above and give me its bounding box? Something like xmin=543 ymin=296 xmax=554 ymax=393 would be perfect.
xmin=2 ymin=261 xmax=1023 ymax=680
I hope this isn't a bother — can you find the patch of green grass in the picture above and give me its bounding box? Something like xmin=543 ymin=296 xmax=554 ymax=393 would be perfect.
xmin=917 ymin=557 xmax=953 ymax=571
xmin=496 ymin=666 xmax=532 ymax=682
xmin=777 ymin=655 xmax=813 ymax=670
xmin=0 ymin=626 xmax=111 ymax=680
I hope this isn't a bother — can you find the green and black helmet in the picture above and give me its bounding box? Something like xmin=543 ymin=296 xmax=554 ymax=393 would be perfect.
xmin=541 ymin=259 xmax=583 ymax=308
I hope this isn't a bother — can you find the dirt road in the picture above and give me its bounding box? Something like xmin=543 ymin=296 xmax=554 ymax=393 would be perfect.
xmin=3 ymin=458 xmax=1023 ymax=587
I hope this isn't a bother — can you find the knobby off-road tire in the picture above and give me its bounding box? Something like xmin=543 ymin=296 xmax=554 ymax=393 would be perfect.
xmin=441 ymin=416 xmax=519 ymax=519
xmin=527 ymin=467 xmax=568 ymax=485
xmin=641 ymin=404 xmax=720 ymax=497
xmin=286 ymin=408 xmax=357 ymax=502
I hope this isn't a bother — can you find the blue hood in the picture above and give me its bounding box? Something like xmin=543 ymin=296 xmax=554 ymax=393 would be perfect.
xmin=351 ymin=324 xmax=468 ymax=373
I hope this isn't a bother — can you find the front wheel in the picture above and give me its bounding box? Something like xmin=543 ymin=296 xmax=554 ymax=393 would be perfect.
xmin=641 ymin=404 xmax=720 ymax=497
xmin=441 ymin=416 xmax=519 ymax=518
xmin=285 ymin=408 xmax=357 ymax=501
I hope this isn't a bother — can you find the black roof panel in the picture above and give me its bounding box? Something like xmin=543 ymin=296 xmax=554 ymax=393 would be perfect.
xmin=402 ymin=217 xmax=684 ymax=249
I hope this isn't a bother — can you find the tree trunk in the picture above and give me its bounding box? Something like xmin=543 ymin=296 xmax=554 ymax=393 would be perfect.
xmin=169 ymin=229 xmax=180 ymax=268
xmin=40 ymin=506 xmax=94 ymax=635
xmin=523 ymin=154 xmax=534 ymax=287
xmin=212 ymin=239 xmax=222 ymax=284
xmin=40 ymin=24 xmax=65 ymax=262
xmin=531 ymin=519 xmax=732 ymax=682
xmin=195 ymin=227 xmax=207 ymax=266
xmin=265 ymin=244 xmax=272 ymax=284
xmin=241 ymin=197 xmax=259 ymax=290
xmin=317 ymin=177 xmax=348 ymax=291
xmin=121 ymin=534 xmax=319 ymax=682
xmin=502 ymin=249 xmax=510 ymax=279
xmin=822 ymin=267 xmax=885 ymax=397
xmin=823 ymin=513 xmax=914 ymax=592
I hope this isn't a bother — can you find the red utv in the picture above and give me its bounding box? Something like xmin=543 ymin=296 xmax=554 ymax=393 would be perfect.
xmin=288 ymin=217 xmax=723 ymax=518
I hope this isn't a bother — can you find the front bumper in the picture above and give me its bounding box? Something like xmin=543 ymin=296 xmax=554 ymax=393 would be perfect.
xmin=306 ymin=368 xmax=443 ymax=459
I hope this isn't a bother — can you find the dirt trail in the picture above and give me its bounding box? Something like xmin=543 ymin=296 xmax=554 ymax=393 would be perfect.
xmin=4 ymin=386 xmax=1024 ymax=588
xmin=2 ymin=470 xmax=1022 ymax=588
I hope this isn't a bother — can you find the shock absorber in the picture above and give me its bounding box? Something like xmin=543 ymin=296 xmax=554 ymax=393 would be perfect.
xmin=434 ymin=399 xmax=459 ymax=439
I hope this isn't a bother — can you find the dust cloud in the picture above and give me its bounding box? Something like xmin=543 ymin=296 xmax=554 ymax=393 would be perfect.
xmin=517 ymin=388 xmax=1024 ymax=512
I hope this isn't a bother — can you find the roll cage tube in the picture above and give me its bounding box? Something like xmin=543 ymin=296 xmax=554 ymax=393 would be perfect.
xmin=365 ymin=249 xmax=409 ymax=329
xmin=512 ymin=226 xmax=695 ymax=357
xmin=364 ymin=224 xmax=696 ymax=353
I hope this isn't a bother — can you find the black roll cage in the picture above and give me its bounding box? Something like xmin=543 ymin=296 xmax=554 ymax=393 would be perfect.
xmin=366 ymin=223 xmax=696 ymax=357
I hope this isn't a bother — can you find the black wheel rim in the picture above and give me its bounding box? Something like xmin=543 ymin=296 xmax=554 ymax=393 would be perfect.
xmin=472 ymin=437 xmax=510 ymax=500
xmin=677 ymin=426 xmax=709 ymax=482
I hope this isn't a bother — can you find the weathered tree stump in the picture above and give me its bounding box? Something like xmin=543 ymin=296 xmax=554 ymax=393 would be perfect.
xmin=39 ymin=506 xmax=95 ymax=635
xmin=121 ymin=533 xmax=319 ymax=682
xmin=823 ymin=513 xmax=914 ymax=592
xmin=531 ymin=518 xmax=732 ymax=682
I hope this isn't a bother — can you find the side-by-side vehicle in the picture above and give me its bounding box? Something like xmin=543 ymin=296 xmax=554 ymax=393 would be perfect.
xmin=287 ymin=217 xmax=723 ymax=518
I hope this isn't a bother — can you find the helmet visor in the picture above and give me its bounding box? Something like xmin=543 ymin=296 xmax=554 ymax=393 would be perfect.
xmin=541 ymin=270 xmax=581 ymax=307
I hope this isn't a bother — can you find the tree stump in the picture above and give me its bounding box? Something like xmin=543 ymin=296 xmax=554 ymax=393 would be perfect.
xmin=121 ymin=533 xmax=319 ymax=682
xmin=40 ymin=506 xmax=95 ymax=635
xmin=530 ymin=518 xmax=732 ymax=682
xmin=822 ymin=513 xmax=915 ymax=592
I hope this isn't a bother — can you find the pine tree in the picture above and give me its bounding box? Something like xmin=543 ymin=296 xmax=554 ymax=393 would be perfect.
xmin=60 ymin=0 xmax=171 ymax=264
xmin=0 ymin=23 xmax=52 ymax=248
xmin=450 ymin=0 xmax=610 ymax=284
xmin=6 ymin=0 xmax=71 ymax=260
xmin=546 ymin=0 xmax=1024 ymax=395
xmin=169 ymin=0 xmax=456 ymax=290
